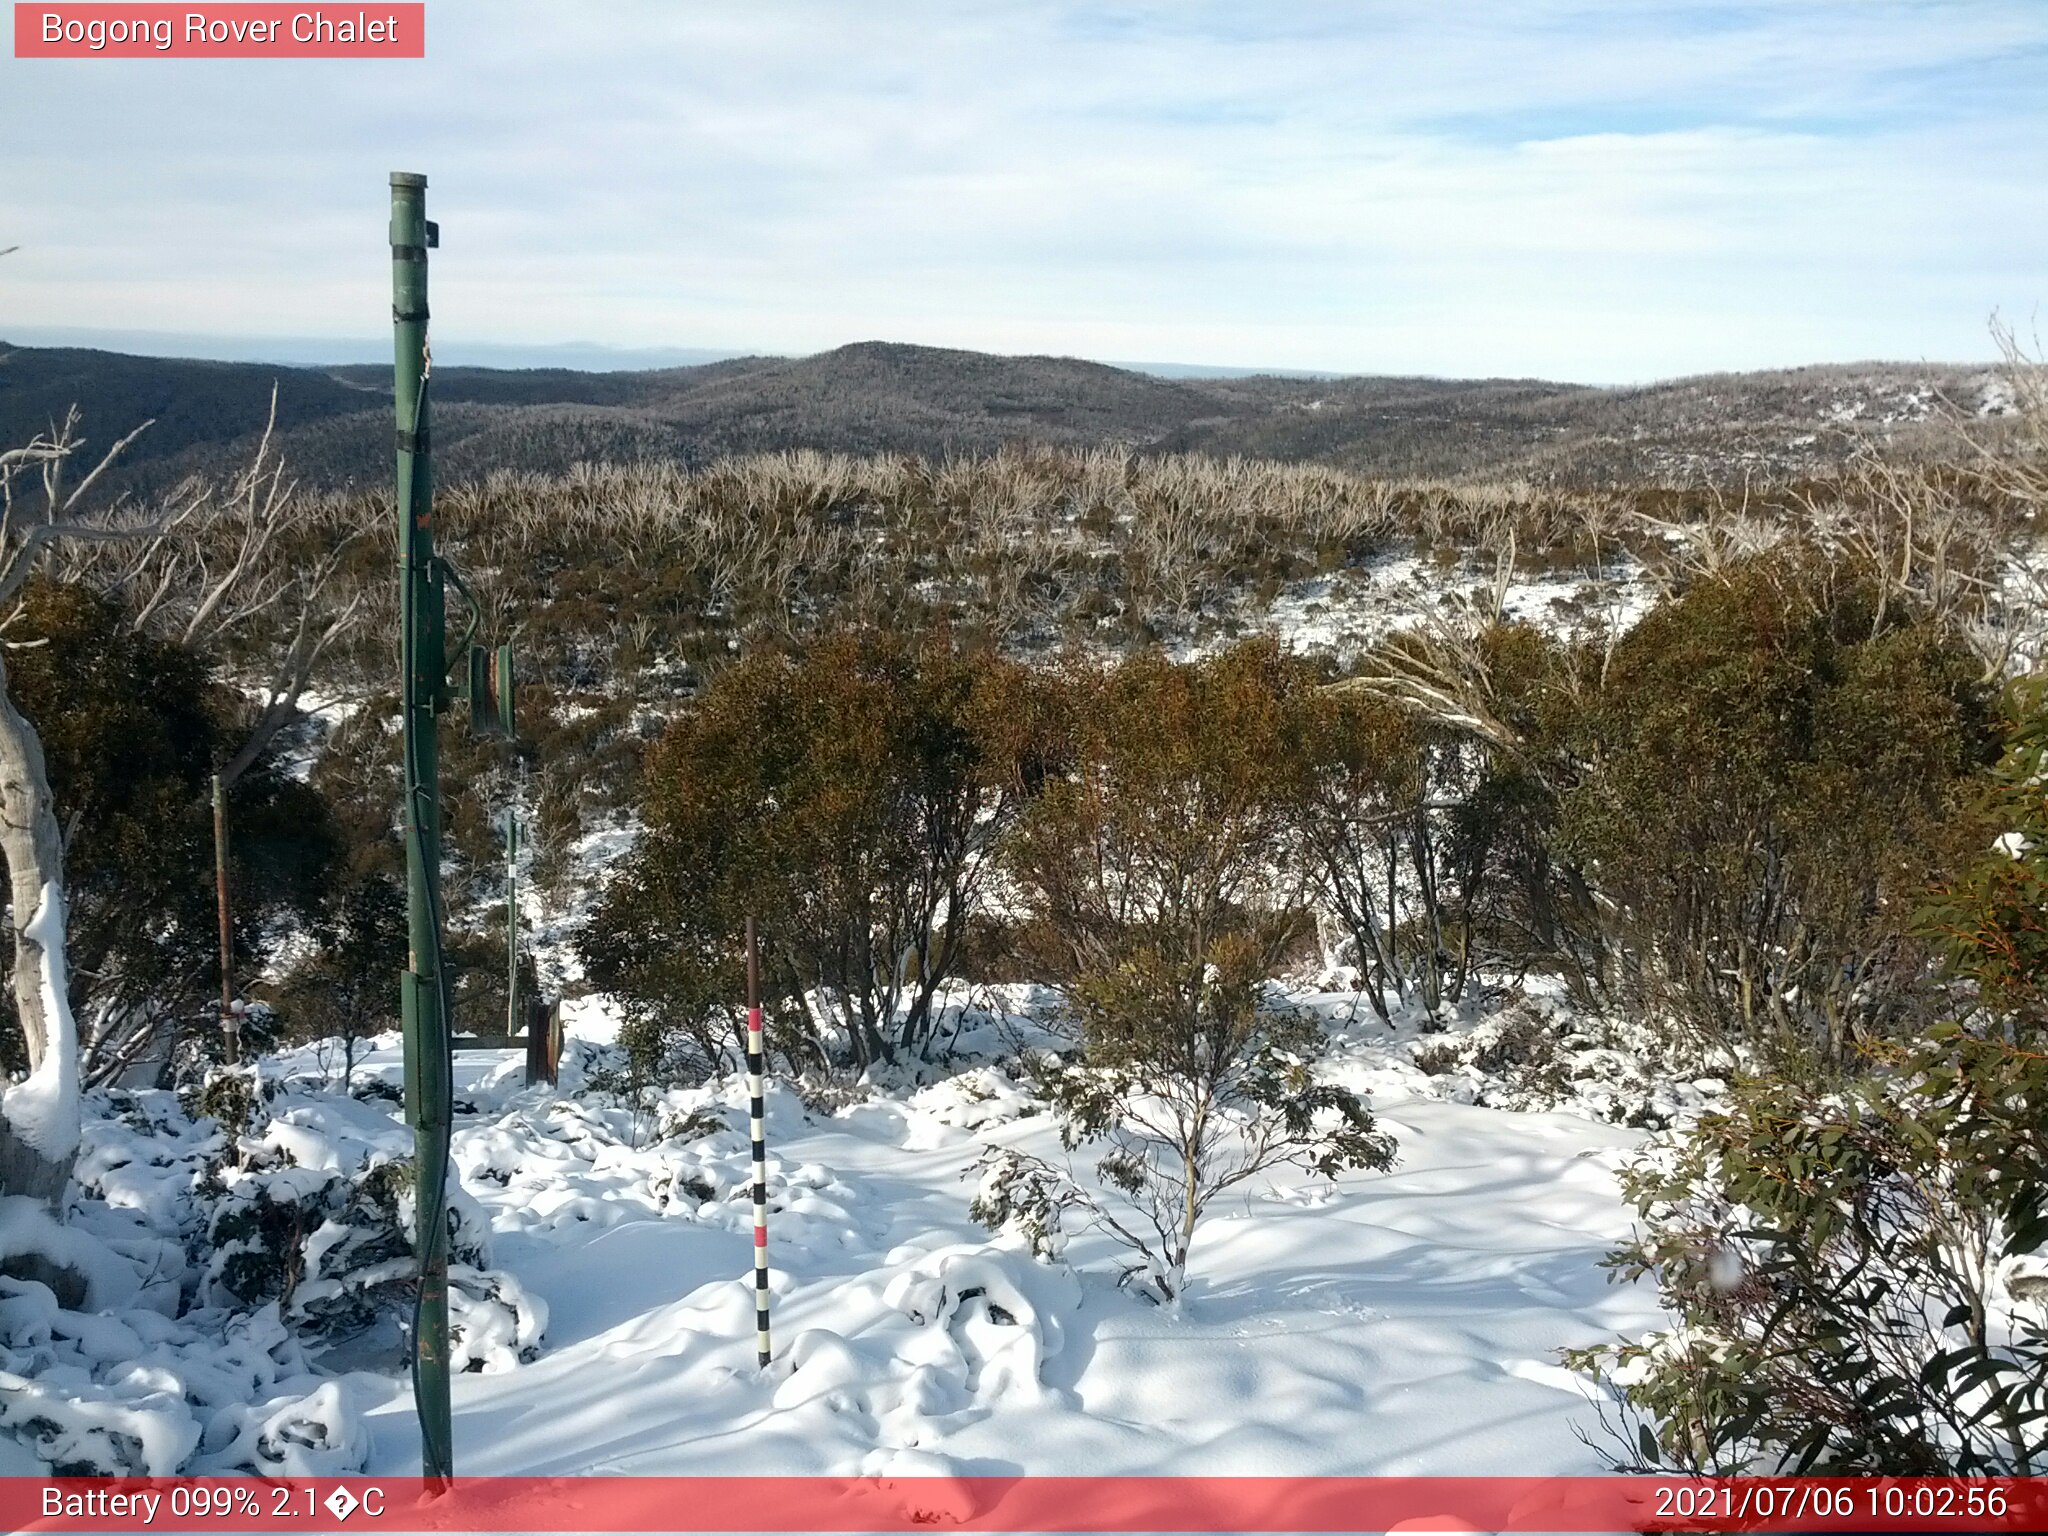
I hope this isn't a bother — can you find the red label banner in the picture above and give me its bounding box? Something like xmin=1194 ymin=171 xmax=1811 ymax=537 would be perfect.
xmin=5 ymin=1475 xmax=2048 ymax=1533
xmin=13 ymin=5 xmax=424 ymax=58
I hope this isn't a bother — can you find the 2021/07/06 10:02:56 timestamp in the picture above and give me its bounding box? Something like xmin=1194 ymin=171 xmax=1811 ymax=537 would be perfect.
xmin=1654 ymin=1480 xmax=2013 ymax=1524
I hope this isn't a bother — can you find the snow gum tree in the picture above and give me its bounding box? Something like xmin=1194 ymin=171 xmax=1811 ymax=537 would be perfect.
xmin=978 ymin=642 xmax=1395 ymax=1304
xmin=2 ymin=397 xmax=351 ymax=1205
xmin=0 ymin=420 xmax=152 ymax=1201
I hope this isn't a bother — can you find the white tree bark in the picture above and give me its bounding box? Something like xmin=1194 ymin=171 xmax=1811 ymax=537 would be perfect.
xmin=0 ymin=646 xmax=75 ymax=1204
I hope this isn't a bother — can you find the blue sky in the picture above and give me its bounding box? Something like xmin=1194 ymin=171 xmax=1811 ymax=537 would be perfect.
xmin=2 ymin=1 xmax=2044 ymax=381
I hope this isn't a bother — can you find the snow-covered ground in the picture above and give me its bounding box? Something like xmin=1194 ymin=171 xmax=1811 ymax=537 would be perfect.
xmin=2 ymin=983 xmax=1685 ymax=1481
xmin=36 ymin=978 xmax=1679 ymax=1482
xmin=410 ymin=1043 xmax=1659 ymax=1481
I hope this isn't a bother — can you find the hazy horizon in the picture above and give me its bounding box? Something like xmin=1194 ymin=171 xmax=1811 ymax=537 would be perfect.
xmin=0 ymin=322 xmax=1999 ymax=392
xmin=5 ymin=3 xmax=2044 ymax=384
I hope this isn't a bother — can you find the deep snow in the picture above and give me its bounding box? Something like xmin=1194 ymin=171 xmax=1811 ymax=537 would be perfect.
xmin=305 ymin=993 xmax=1670 ymax=1480
xmin=2 ymin=977 xmax=1691 ymax=1481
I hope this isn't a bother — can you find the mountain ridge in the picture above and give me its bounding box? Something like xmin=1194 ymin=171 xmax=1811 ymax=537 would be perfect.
xmin=0 ymin=338 xmax=2012 ymax=498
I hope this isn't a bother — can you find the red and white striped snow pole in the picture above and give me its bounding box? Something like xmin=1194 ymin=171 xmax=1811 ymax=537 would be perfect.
xmin=745 ymin=916 xmax=772 ymax=1369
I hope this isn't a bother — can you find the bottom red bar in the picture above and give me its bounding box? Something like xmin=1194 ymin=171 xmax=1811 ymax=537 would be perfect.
xmin=8 ymin=1475 xmax=2047 ymax=1533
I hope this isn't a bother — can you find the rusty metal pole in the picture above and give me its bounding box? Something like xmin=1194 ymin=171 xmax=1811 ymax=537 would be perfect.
xmin=211 ymin=774 xmax=237 ymax=1065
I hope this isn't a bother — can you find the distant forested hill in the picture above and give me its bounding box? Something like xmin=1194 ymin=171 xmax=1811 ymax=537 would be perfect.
xmin=0 ymin=336 xmax=2010 ymax=500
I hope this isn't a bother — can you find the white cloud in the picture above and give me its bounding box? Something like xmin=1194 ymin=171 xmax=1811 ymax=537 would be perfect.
xmin=2 ymin=0 xmax=2043 ymax=380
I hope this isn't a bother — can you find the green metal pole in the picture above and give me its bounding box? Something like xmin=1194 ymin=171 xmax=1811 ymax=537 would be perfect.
xmin=391 ymin=170 xmax=453 ymax=1490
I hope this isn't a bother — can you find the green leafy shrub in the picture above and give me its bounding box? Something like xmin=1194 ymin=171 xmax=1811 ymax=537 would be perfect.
xmin=1555 ymin=555 xmax=1995 ymax=1066
xmin=1569 ymin=676 xmax=2048 ymax=1474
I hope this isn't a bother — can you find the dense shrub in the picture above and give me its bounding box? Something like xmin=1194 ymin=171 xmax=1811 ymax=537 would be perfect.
xmin=193 ymin=1082 xmax=543 ymax=1368
xmin=582 ymin=627 xmax=1038 ymax=1081
xmin=1554 ymin=556 xmax=1996 ymax=1067
xmin=978 ymin=642 xmax=1396 ymax=1303
xmin=1003 ymin=643 xmax=1315 ymax=990
xmin=1570 ymin=677 xmax=2048 ymax=1474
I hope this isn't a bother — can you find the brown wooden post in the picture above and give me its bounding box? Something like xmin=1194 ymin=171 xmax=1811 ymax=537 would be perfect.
xmin=523 ymin=993 xmax=548 ymax=1087
xmin=212 ymin=773 xmax=238 ymax=1065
